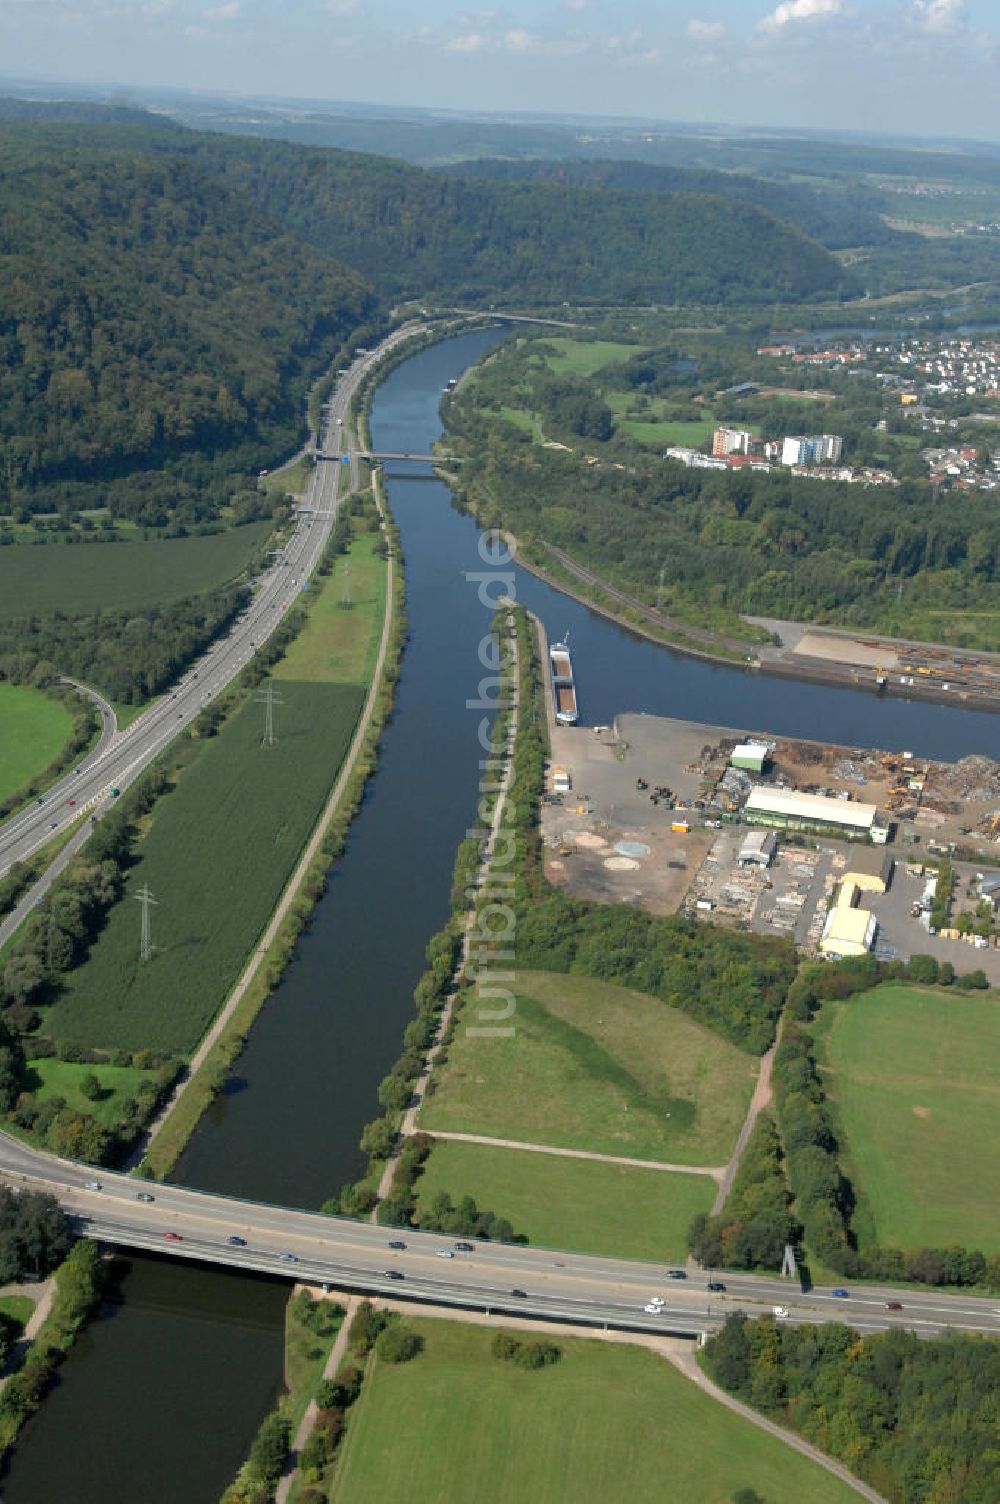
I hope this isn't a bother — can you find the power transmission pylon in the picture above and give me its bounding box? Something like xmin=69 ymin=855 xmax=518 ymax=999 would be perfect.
xmin=134 ymin=883 xmax=158 ymax=962
xmin=256 ymin=682 xmax=283 ymax=747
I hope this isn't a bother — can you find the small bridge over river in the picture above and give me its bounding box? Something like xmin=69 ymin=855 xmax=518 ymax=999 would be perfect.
xmin=317 ymin=450 xmax=463 ymax=465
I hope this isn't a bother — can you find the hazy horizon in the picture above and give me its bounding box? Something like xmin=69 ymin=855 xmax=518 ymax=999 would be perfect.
xmin=0 ymin=1 xmax=997 ymax=145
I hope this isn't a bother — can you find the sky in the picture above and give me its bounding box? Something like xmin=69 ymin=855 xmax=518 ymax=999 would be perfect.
xmin=1 ymin=0 xmax=999 ymax=142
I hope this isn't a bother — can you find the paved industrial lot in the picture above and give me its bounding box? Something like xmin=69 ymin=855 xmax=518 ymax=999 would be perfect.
xmin=541 ymin=721 xmax=713 ymax=914
xmin=540 ymin=712 xmax=1000 ymax=972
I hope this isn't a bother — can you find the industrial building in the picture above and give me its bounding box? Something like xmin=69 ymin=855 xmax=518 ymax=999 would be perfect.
xmin=738 ymin=830 xmax=777 ymax=868
xmin=731 ymin=742 xmax=771 ymax=774
xmin=819 ymin=903 xmax=877 ymax=958
xmin=744 ymin=787 xmax=887 ymax=843
xmin=781 ymin=433 xmax=844 ymax=466
xmin=841 ymin=848 xmax=894 ymax=893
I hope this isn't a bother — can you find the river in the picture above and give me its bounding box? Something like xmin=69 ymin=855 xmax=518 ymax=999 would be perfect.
xmin=4 ymin=325 xmax=997 ymax=1500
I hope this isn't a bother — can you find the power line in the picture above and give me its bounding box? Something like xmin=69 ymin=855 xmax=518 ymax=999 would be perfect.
xmin=256 ymin=682 xmax=284 ymax=747
xmin=340 ymin=557 xmax=353 ymax=610
xmin=133 ymin=882 xmax=158 ymax=962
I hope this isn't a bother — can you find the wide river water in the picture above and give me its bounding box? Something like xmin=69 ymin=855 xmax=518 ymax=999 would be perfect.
xmin=4 ymin=326 xmax=997 ymax=1500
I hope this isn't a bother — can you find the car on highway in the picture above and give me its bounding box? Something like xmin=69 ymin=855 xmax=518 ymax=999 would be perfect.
xmin=383 ymin=1270 xmax=404 ymax=1281
xmin=454 ymin=1242 xmax=475 ymax=1252
xmin=831 ymin=1288 xmax=850 ymax=1298
xmin=67 ymin=799 xmax=76 ymax=807
xmin=707 ymin=1280 xmax=726 ymax=1292
xmin=773 ymin=1306 xmax=790 ymax=1319
xmin=886 ymin=1301 xmax=903 ymax=1311
xmin=435 ymin=1249 xmax=455 ymax=1259
xmin=647 ymin=1295 xmax=665 ymax=1306
xmin=388 ymin=1240 xmax=406 ymax=1250
xmin=280 ymin=1252 xmax=298 ymax=1263
xmin=643 ymin=1302 xmax=664 ymax=1314
xmin=163 ymin=1232 xmax=183 ymax=1241
xmin=227 ymin=1236 xmax=247 ymax=1247
xmin=510 ymin=1288 xmax=527 ymax=1298
xmin=667 ymin=1269 xmax=687 ymax=1280
xmin=136 ymin=1192 xmax=155 ymax=1203
xmin=84 ymin=1179 xmax=102 ymax=1191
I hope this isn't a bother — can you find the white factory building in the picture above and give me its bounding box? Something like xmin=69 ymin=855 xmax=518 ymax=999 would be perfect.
xmin=744 ymin=787 xmax=888 ymax=844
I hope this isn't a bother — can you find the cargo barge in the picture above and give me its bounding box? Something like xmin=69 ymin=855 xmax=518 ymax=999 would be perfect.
xmin=549 ymin=639 xmax=579 ymax=725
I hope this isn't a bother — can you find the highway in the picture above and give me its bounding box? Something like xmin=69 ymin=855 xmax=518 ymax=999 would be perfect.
xmin=2 ymin=1130 xmax=998 ymax=1343
xmin=0 ymin=321 xmax=425 ymax=904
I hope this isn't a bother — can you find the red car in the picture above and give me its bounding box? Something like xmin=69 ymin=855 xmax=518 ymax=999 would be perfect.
xmin=67 ymin=798 xmax=76 ymax=807
xmin=163 ymin=1232 xmax=183 ymax=1242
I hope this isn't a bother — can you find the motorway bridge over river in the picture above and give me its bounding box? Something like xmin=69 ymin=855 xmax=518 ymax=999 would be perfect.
xmin=3 ymin=1130 xmax=999 ymax=1344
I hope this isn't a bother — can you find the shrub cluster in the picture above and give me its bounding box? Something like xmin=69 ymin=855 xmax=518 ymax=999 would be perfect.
xmin=0 ymin=1241 xmax=105 ymax=1453
xmin=688 ymin=1112 xmax=797 ymax=1271
xmin=491 ymin=1332 xmax=561 ymax=1369
xmin=297 ymin=1300 xmax=395 ymax=1491
xmin=417 ymin=1188 xmax=523 ymax=1244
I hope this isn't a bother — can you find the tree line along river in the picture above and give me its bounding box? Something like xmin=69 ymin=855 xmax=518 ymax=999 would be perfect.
xmin=4 ymin=327 xmax=997 ymax=1502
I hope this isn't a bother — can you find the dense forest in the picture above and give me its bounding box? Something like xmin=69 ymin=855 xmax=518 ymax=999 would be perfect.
xmin=444 ymin=155 xmax=904 ymax=252
xmin=706 ymin=1314 xmax=1000 ymax=1504
xmin=0 ymin=126 xmax=371 ymax=509
xmin=177 ymin=133 xmax=854 ymax=308
xmin=0 ymin=585 xmax=246 ymax=703
xmin=0 ymin=113 xmax=853 ymax=526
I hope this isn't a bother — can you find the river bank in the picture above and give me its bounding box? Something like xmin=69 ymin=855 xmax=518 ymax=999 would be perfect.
xmin=475 ymin=527 xmax=1000 ymax=717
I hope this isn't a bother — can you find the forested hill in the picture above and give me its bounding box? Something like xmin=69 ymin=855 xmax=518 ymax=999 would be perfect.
xmin=440 ymin=154 xmax=905 ymax=253
xmin=0 ymin=113 xmax=850 ymax=512
xmin=0 ymin=124 xmax=371 ymax=500
xmin=180 ymin=135 xmax=855 ymax=306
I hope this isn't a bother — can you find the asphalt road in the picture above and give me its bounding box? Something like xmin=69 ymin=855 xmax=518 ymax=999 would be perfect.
xmin=2 ymin=1130 xmax=997 ymax=1343
xmin=0 ymin=322 xmax=423 ymax=907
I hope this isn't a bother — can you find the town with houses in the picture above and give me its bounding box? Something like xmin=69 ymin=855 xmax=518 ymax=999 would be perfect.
xmin=665 ymin=425 xmax=899 ymax=488
xmin=665 ymin=329 xmax=1000 ymax=492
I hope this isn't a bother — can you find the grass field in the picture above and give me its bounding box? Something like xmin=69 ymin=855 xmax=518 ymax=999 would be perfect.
xmin=261 ymin=455 xmax=314 ymax=498
xmin=274 ymin=536 xmax=384 ymax=686
xmin=422 ymin=971 xmax=754 ymax=1166
xmin=541 ymin=338 xmax=643 ymax=377
xmin=0 ymin=521 xmax=273 ymax=619
xmin=0 ymin=684 xmax=74 ymax=802
xmin=413 ymin=1140 xmax=714 ymax=1262
xmin=618 ymin=417 xmax=718 ymax=447
xmin=602 ymin=393 xmax=717 ymax=448
xmin=0 ymin=1296 xmax=34 ymax=1331
xmin=821 ymin=984 xmax=1000 ymax=1252
xmin=496 ymin=404 xmax=537 ymax=434
xmin=25 ymin=1058 xmax=157 ymax=1127
xmin=44 ymin=534 xmax=386 ymax=1055
xmin=332 ymin=1318 xmax=860 ymax=1504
